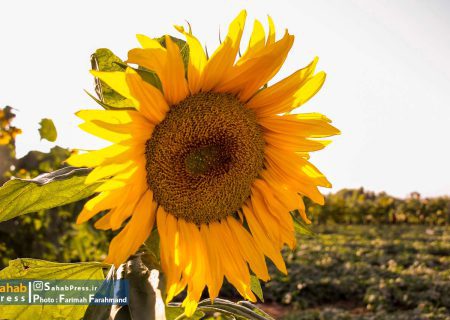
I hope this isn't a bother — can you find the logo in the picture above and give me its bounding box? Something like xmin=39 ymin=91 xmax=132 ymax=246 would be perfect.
xmin=32 ymin=281 xmax=44 ymax=291
xmin=0 ymin=280 xmax=129 ymax=305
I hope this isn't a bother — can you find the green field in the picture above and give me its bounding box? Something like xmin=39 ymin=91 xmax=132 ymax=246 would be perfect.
xmin=260 ymin=225 xmax=450 ymax=320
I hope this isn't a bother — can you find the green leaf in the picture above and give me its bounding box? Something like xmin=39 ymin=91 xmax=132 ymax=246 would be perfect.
xmin=0 ymin=167 xmax=99 ymax=223
xmin=237 ymin=301 xmax=274 ymax=319
xmin=84 ymin=90 xmax=134 ymax=111
xmin=0 ymin=259 xmax=106 ymax=320
xmin=198 ymin=301 xmax=271 ymax=320
xmin=38 ymin=118 xmax=57 ymax=142
xmin=143 ymin=229 xmax=160 ymax=265
xmin=290 ymin=210 xmax=316 ymax=237
xmin=250 ymin=275 xmax=264 ymax=302
xmin=166 ymin=305 xmax=204 ymax=320
xmin=134 ymin=67 xmax=162 ymax=90
xmin=90 ymin=48 xmax=134 ymax=109
xmin=155 ymin=35 xmax=189 ymax=71
xmin=92 ymin=48 xmax=125 ymax=73
xmin=197 ymin=299 xmax=274 ymax=320
xmin=113 ymin=61 xmax=162 ymax=91
xmin=89 ymin=37 xmax=189 ymax=111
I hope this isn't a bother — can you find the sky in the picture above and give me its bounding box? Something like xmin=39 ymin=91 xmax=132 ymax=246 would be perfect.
xmin=1 ymin=0 xmax=449 ymax=197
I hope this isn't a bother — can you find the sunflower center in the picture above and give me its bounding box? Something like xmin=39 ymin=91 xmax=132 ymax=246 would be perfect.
xmin=145 ymin=92 xmax=265 ymax=224
xmin=184 ymin=145 xmax=230 ymax=175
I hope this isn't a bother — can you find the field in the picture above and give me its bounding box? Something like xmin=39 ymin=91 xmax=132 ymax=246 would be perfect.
xmin=259 ymin=225 xmax=450 ymax=320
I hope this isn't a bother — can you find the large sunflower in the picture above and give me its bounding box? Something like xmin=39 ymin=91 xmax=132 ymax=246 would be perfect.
xmin=68 ymin=10 xmax=339 ymax=315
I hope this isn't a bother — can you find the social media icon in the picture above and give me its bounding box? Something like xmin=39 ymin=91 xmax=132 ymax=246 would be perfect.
xmin=33 ymin=281 xmax=44 ymax=291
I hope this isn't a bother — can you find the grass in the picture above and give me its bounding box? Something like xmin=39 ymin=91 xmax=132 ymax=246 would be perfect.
xmin=259 ymin=224 xmax=450 ymax=319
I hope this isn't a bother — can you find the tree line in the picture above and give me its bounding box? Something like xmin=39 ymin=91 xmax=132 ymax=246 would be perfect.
xmin=306 ymin=188 xmax=449 ymax=225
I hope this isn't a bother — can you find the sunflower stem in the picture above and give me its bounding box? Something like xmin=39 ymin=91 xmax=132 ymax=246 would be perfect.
xmin=83 ymin=253 xmax=166 ymax=320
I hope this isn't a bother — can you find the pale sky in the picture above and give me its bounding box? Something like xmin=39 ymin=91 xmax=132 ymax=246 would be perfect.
xmin=1 ymin=0 xmax=449 ymax=197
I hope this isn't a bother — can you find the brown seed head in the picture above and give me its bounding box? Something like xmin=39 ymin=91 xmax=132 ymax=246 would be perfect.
xmin=145 ymin=92 xmax=265 ymax=224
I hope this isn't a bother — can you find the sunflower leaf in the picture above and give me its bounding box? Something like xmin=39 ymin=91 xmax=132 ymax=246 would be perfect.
xmin=199 ymin=302 xmax=271 ymax=320
xmin=250 ymin=275 xmax=264 ymax=302
xmin=84 ymin=90 xmax=135 ymax=111
xmin=196 ymin=299 xmax=274 ymax=320
xmin=0 ymin=259 xmax=105 ymax=320
xmin=156 ymin=35 xmax=190 ymax=71
xmin=0 ymin=167 xmax=99 ymax=223
xmin=90 ymin=48 xmax=135 ymax=109
xmin=111 ymin=61 xmax=163 ymax=91
xmin=38 ymin=118 xmax=57 ymax=142
xmin=237 ymin=301 xmax=274 ymax=319
xmin=290 ymin=210 xmax=316 ymax=237
xmin=166 ymin=305 xmax=204 ymax=320
xmin=135 ymin=67 xmax=163 ymax=91
xmin=143 ymin=229 xmax=161 ymax=268
xmin=194 ymin=306 xmax=239 ymax=319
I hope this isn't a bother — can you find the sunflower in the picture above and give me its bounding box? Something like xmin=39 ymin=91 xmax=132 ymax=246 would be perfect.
xmin=68 ymin=10 xmax=339 ymax=315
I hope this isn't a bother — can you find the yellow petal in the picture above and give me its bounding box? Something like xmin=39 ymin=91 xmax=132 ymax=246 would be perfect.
xmin=127 ymin=48 xmax=166 ymax=76
xmin=250 ymin=185 xmax=282 ymax=246
xmin=178 ymin=220 xmax=207 ymax=306
xmin=90 ymin=70 xmax=137 ymax=106
xmin=259 ymin=113 xmax=340 ymax=138
xmin=127 ymin=36 xmax=189 ymax=106
xmin=201 ymin=10 xmax=247 ymax=91
xmin=242 ymin=204 xmax=287 ymax=274
xmin=157 ymin=207 xmax=170 ymax=271
xmin=94 ymin=211 xmax=113 ymax=230
xmin=296 ymin=197 xmax=312 ymax=224
xmin=252 ymin=180 xmax=296 ymax=249
xmin=85 ymin=160 xmax=135 ymax=184
xmin=76 ymin=109 xmax=153 ymax=143
xmin=104 ymin=190 xmax=156 ymax=267
xmin=163 ymin=213 xmax=184 ymax=302
xmin=293 ymin=71 xmax=327 ymax=107
xmin=217 ymin=31 xmax=294 ymax=101
xmin=264 ymin=131 xmax=330 ymax=152
xmin=265 ymin=145 xmax=331 ymax=187
xmin=176 ymin=220 xmax=193 ymax=277
xmin=77 ymin=189 xmax=127 ymax=224
xmin=125 ymin=69 xmax=169 ymax=123
xmin=77 ymin=205 xmax=104 ymax=225
xmin=261 ymin=168 xmax=325 ymax=205
xmin=80 ymin=110 xmax=152 ymax=132
xmin=66 ymin=144 xmax=131 ymax=167
xmin=200 ymin=224 xmax=223 ymax=300
xmin=78 ymin=116 xmax=153 ymax=144
xmin=209 ymin=221 xmax=256 ymax=302
xmin=158 ymin=209 xmax=185 ymax=303
xmin=136 ymin=34 xmax=162 ymax=49
xmin=163 ymin=35 xmax=190 ymax=105
xmin=247 ymin=57 xmax=319 ymax=116
xmin=267 ymin=15 xmax=276 ymax=45
xmin=78 ymin=121 xmax=130 ymax=143
xmin=94 ymin=179 xmax=128 ymax=192
xmin=95 ymin=159 xmax=146 ymax=192
xmin=175 ymin=25 xmax=207 ymax=94
xmin=109 ymin=186 xmax=145 ymax=230
xmin=227 ymin=217 xmax=270 ymax=281
xmin=76 ymin=109 xmax=146 ymax=125
xmin=239 ymin=19 xmax=266 ymax=63
xmin=182 ymin=297 xmax=198 ymax=317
